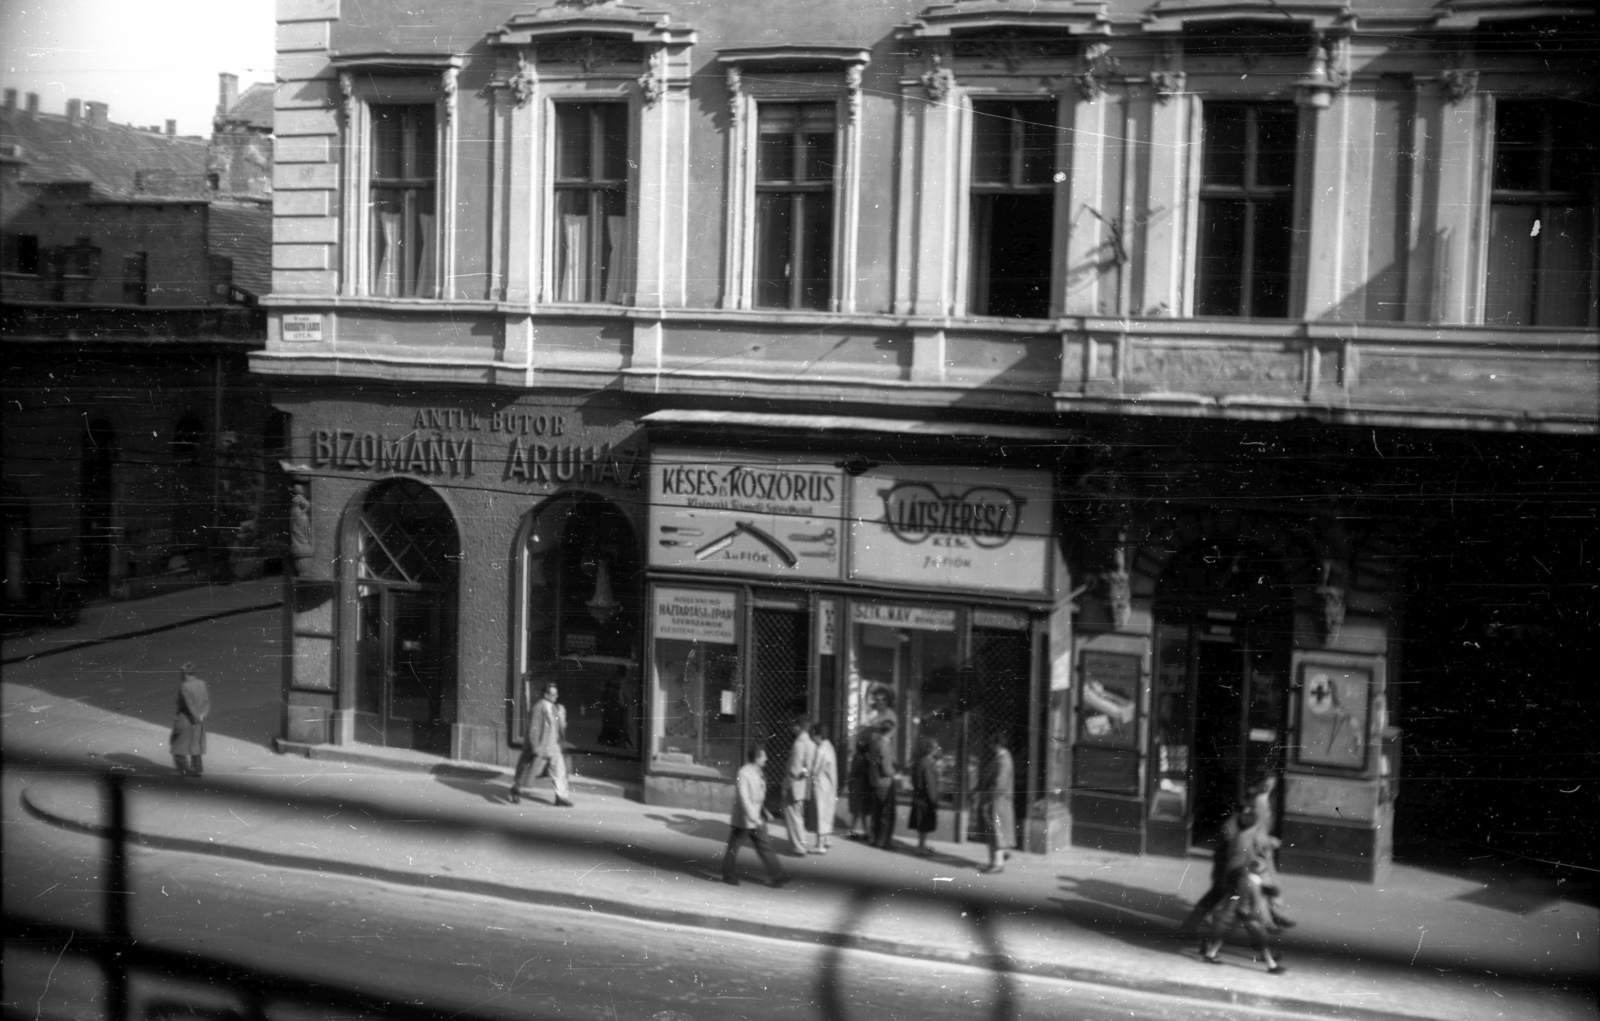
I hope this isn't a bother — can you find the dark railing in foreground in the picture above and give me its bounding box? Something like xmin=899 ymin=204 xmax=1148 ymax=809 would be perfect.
xmin=6 ymin=750 xmax=1021 ymax=1021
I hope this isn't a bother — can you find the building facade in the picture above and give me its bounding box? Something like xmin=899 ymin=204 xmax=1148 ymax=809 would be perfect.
xmin=253 ymin=0 xmax=1597 ymax=879
xmin=1 ymin=85 xmax=277 ymax=618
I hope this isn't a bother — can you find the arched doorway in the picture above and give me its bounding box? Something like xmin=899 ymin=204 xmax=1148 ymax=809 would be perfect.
xmin=351 ymin=479 xmax=459 ymax=753
xmin=1153 ymin=543 xmax=1293 ymax=848
xmin=517 ymin=493 xmax=642 ymax=758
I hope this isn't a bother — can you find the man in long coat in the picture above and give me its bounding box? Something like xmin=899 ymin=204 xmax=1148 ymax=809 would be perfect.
xmin=782 ymin=716 xmax=816 ymax=855
xmin=978 ymin=735 xmax=1015 ymax=873
xmin=511 ymin=679 xmax=573 ymax=806
xmin=170 ymin=663 xmax=210 ymax=775
xmin=868 ymin=718 xmax=898 ymax=849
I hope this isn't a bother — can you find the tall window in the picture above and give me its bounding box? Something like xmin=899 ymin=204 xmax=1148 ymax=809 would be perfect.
xmin=1485 ymin=102 xmax=1596 ymax=327
xmin=970 ymin=100 xmax=1056 ymax=318
xmin=553 ymin=103 xmax=629 ymax=303
xmin=1196 ymin=103 xmax=1298 ymax=318
xmin=754 ymin=103 xmax=835 ymax=310
xmin=121 ymin=252 xmax=147 ymax=304
xmin=369 ymin=104 xmax=437 ymax=298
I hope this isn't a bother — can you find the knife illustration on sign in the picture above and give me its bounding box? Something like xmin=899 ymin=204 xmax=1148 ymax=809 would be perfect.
xmin=695 ymin=521 xmax=798 ymax=568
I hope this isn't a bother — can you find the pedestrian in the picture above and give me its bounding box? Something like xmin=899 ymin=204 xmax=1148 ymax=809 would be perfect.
xmin=808 ymin=722 xmax=838 ymax=853
xmin=1200 ymin=850 xmax=1285 ymax=973
xmin=846 ymin=725 xmax=873 ymax=840
xmin=868 ymin=717 xmax=899 ymax=849
xmin=510 ymin=678 xmax=574 ymax=806
xmin=909 ymin=736 xmax=942 ymax=856
xmin=783 ymin=715 xmax=816 ymax=855
xmin=978 ymin=734 xmax=1015 ymax=874
xmin=1179 ymin=803 xmax=1247 ymax=932
xmin=170 ymin=663 xmax=210 ymax=776
xmin=722 ymin=746 xmax=790 ymax=888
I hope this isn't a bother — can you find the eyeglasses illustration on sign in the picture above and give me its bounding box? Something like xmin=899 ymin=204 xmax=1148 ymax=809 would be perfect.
xmin=877 ymin=482 xmax=1025 ymax=548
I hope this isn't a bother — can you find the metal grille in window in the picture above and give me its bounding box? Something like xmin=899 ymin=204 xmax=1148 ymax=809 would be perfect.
xmin=750 ymin=607 xmax=809 ymax=812
xmin=965 ymin=627 xmax=1032 ymax=843
xmin=357 ymin=480 xmax=458 ymax=585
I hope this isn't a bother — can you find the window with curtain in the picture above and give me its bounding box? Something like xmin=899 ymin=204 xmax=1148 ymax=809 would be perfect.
xmin=1196 ymin=103 xmax=1298 ymax=318
xmin=554 ymin=103 xmax=629 ymax=304
xmin=969 ymin=100 xmax=1057 ymax=318
xmin=754 ymin=102 xmax=835 ymax=310
xmin=369 ymin=103 xmax=437 ymax=298
xmin=1485 ymin=101 xmax=1596 ymax=328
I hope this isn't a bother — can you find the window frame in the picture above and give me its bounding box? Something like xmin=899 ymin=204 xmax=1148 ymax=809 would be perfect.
xmin=966 ymin=97 xmax=1060 ymax=319
xmin=1193 ymin=100 xmax=1301 ymax=320
xmin=337 ymin=66 xmax=457 ymax=300
xmin=1483 ymin=98 xmax=1598 ymax=329
xmin=751 ymin=101 xmax=838 ymax=311
xmin=548 ymin=100 xmax=633 ymax=305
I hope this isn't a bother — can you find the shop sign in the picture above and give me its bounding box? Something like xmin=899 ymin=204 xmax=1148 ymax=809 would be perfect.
xmin=851 ymin=602 xmax=956 ymax=632
xmin=281 ymin=314 xmax=323 ymax=341
xmin=849 ymin=467 xmax=1052 ymax=596
xmin=306 ymin=408 xmax=642 ymax=488
xmin=818 ymin=600 xmax=836 ymax=655
xmin=649 ymin=448 xmax=845 ymax=581
xmin=652 ymin=587 xmax=737 ymax=644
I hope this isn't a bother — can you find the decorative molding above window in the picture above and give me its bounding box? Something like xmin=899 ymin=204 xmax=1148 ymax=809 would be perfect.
xmin=1140 ymin=0 xmax=1355 ymax=33
xmin=486 ymin=1 xmax=695 ymax=47
xmin=716 ymin=44 xmax=873 ymax=74
xmin=901 ymin=0 xmax=1112 ymax=38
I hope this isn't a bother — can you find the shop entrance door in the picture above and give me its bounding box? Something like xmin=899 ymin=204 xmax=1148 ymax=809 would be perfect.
xmin=1192 ymin=635 xmax=1247 ymax=845
xmin=351 ymin=479 xmax=459 ymax=755
xmin=967 ymin=625 xmax=1033 ymax=847
xmin=356 ymin=584 xmax=454 ymax=754
xmin=750 ymin=598 xmax=810 ymax=813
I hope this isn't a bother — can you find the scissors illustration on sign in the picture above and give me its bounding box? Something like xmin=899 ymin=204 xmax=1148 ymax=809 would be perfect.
xmin=696 ymin=521 xmax=798 ymax=567
xmin=788 ymin=528 xmax=837 ymax=545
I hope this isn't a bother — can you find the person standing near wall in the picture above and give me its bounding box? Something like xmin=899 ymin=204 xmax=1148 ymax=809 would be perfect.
xmin=978 ymin=734 xmax=1015 ymax=873
xmin=808 ymin=722 xmax=837 ymax=853
xmin=783 ymin=715 xmax=816 ymax=855
xmin=910 ymin=736 xmax=942 ymax=856
xmin=869 ymin=717 xmax=899 ymax=849
xmin=170 ymin=663 xmax=210 ymax=776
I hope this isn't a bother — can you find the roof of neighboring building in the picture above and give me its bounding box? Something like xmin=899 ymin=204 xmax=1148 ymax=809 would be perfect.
xmin=216 ymin=82 xmax=274 ymax=134
xmin=207 ymin=201 xmax=272 ymax=299
xmin=0 ymin=107 xmax=209 ymax=198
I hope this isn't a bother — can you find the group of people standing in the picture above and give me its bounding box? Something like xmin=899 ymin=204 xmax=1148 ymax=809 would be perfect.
xmin=724 ymin=686 xmax=1019 ymax=883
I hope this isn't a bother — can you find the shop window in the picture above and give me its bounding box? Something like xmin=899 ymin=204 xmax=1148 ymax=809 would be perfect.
xmin=651 ymin=586 xmax=743 ymax=777
xmin=369 ymin=103 xmax=438 ymax=298
xmin=121 ymin=251 xmax=147 ymax=305
xmin=3 ymin=233 xmax=39 ymax=274
xmin=1484 ymin=101 xmax=1596 ymax=328
xmin=1195 ymin=102 xmax=1298 ymax=318
xmin=754 ymin=102 xmax=835 ymax=310
xmin=553 ymin=103 xmax=629 ymax=303
xmin=846 ymin=604 xmax=961 ymax=803
xmin=969 ymin=100 xmax=1056 ymax=318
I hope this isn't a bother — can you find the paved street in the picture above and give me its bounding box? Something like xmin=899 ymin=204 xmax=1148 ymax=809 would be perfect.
xmin=3 ymin=606 xmax=1596 ymax=1021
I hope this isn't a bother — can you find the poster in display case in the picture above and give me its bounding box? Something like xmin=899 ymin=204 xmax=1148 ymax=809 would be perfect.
xmin=1294 ymin=660 xmax=1372 ymax=770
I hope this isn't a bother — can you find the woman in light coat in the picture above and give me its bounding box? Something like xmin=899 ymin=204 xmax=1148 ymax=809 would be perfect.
xmin=978 ymin=735 xmax=1015 ymax=873
xmin=809 ymin=723 xmax=838 ymax=853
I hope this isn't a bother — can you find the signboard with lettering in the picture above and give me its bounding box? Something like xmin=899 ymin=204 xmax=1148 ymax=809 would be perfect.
xmin=652 ymin=587 xmax=738 ymax=644
xmin=851 ymin=601 xmax=957 ymax=632
xmin=648 ymin=448 xmax=846 ymax=581
xmin=281 ymin=314 xmax=323 ymax=342
xmin=848 ymin=467 xmax=1052 ymax=596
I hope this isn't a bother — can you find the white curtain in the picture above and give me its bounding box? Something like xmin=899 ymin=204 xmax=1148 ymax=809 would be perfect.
xmin=415 ymin=212 xmax=437 ymax=298
xmin=559 ymin=214 xmax=588 ymax=301
xmin=375 ymin=211 xmax=402 ymax=297
xmin=604 ymin=215 xmax=627 ymax=304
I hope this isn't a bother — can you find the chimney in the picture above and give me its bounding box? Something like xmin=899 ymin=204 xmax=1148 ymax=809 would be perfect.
xmin=86 ymin=101 xmax=108 ymax=128
xmin=165 ymin=119 xmax=176 ymax=136
xmin=218 ymin=73 xmax=238 ymax=118
xmin=25 ymin=93 xmax=39 ymax=117
xmin=66 ymin=99 xmax=82 ymax=123
xmin=3 ymin=89 xmax=15 ymax=111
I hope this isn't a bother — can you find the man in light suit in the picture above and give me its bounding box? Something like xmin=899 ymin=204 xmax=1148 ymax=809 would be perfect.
xmin=722 ymin=746 xmax=789 ymax=887
xmin=510 ymin=679 xmax=574 ymax=806
xmin=782 ymin=715 xmax=816 ymax=856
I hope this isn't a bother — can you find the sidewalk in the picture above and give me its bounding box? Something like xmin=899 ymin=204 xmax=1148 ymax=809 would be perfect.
xmin=7 ymin=687 xmax=1594 ymax=1021
xmin=1 ymin=576 xmax=283 ymax=664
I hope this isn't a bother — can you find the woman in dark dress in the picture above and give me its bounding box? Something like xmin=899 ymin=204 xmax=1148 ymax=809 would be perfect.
xmin=909 ymin=737 xmax=942 ymax=856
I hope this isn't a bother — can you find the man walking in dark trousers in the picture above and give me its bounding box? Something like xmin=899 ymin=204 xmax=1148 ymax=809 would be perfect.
xmin=722 ymin=746 xmax=789 ymax=887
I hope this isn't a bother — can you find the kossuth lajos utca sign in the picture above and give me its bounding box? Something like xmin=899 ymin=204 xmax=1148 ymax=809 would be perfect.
xmin=648 ymin=448 xmax=1052 ymax=596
